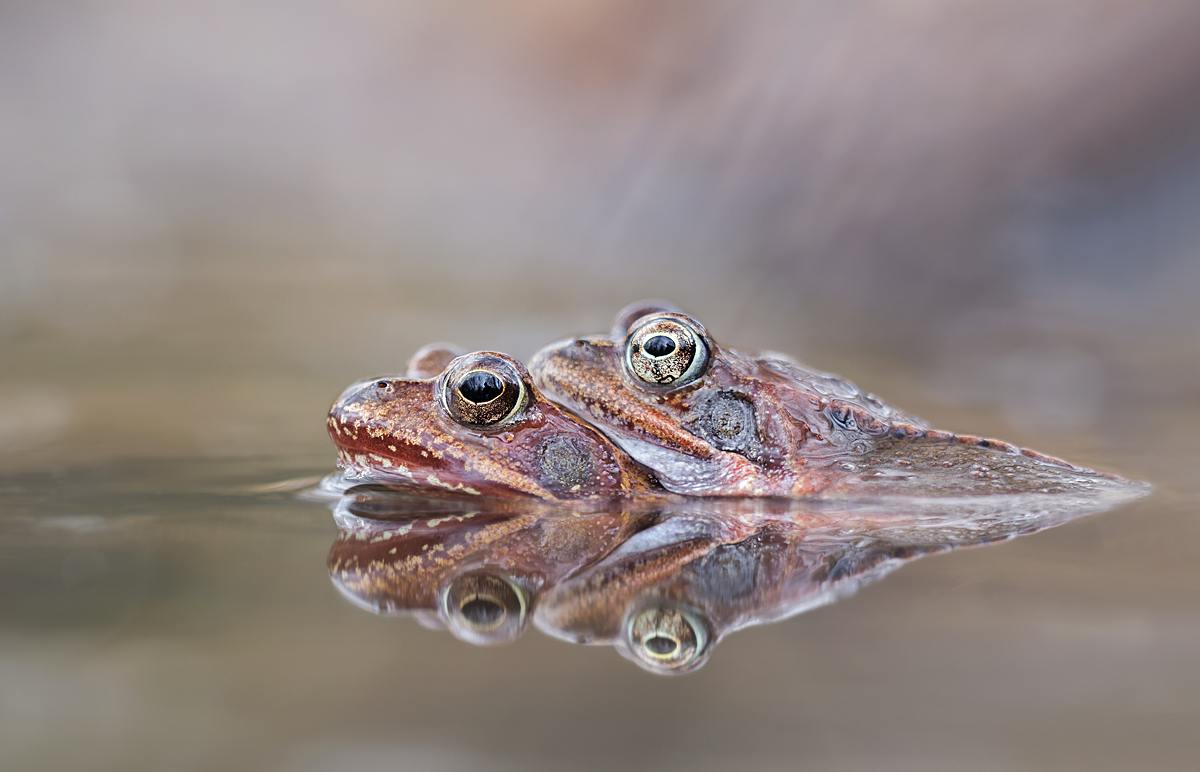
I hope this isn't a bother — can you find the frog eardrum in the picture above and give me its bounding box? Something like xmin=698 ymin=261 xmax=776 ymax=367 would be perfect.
xmin=625 ymin=313 xmax=709 ymax=387
xmin=442 ymin=354 xmax=527 ymax=428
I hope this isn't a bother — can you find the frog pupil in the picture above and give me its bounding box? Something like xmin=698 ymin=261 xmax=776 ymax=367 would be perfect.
xmin=460 ymin=598 xmax=505 ymax=628
xmin=645 ymin=635 xmax=679 ymax=656
xmin=642 ymin=335 xmax=676 ymax=357
xmin=459 ymin=371 xmax=504 ymax=404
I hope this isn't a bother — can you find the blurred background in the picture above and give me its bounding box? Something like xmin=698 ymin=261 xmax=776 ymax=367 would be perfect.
xmin=2 ymin=2 xmax=1199 ymax=770
xmin=2 ymin=0 xmax=1200 ymax=469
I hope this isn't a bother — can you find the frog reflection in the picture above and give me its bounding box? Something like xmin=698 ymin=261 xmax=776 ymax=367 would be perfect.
xmin=326 ymin=484 xmax=1142 ymax=670
xmin=536 ymin=489 xmax=1144 ymax=673
xmin=327 ymin=490 xmax=658 ymax=644
xmin=534 ymin=510 xmax=946 ymax=673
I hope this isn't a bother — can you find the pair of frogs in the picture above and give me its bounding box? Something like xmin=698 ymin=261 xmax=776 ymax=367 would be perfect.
xmin=328 ymin=300 xmax=1119 ymax=500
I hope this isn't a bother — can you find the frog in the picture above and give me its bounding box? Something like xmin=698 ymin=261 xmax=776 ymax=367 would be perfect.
xmin=328 ymin=503 xmax=659 ymax=644
xmin=328 ymin=346 xmax=661 ymax=499
xmin=529 ymin=301 xmax=1136 ymax=498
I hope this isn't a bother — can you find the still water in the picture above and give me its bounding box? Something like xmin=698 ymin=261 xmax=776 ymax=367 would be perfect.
xmin=1 ymin=424 xmax=1195 ymax=770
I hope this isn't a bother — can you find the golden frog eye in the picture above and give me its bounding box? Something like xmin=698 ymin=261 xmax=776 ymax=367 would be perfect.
xmin=625 ymin=314 xmax=709 ymax=387
xmin=443 ymin=572 xmax=528 ymax=645
xmin=442 ymin=355 xmax=527 ymax=428
xmin=626 ymin=605 xmax=710 ymax=673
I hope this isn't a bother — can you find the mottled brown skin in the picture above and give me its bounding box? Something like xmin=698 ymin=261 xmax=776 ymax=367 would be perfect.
xmin=327 ymin=507 xmax=659 ymax=644
xmin=406 ymin=342 xmax=465 ymax=380
xmin=328 ymin=350 xmax=661 ymax=499
xmin=530 ymin=301 xmax=1127 ymax=497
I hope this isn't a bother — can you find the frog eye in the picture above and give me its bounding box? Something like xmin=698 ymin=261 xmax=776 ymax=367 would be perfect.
xmin=625 ymin=314 xmax=709 ymax=387
xmin=442 ymin=355 xmax=527 ymax=428
xmin=443 ymin=572 xmax=528 ymax=645
xmin=625 ymin=605 xmax=710 ymax=674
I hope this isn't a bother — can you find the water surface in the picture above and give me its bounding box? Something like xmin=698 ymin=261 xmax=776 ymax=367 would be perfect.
xmin=1 ymin=437 xmax=1194 ymax=770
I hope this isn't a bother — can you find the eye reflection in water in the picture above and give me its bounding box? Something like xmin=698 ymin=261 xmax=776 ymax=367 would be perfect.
xmin=324 ymin=482 xmax=1146 ymax=673
xmin=443 ymin=572 xmax=527 ymax=645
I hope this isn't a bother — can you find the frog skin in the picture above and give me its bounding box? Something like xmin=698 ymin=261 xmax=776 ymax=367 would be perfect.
xmin=328 ymin=348 xmax=661 ymax=499
xmin=327 ymin=503 xmax=659 ymax=644
xmin=535 ymin=491 xmax=1138 ymax=673
xmin=529 ymin=301 xmax=1134 ymax=498
xmin=406 ymin=342 xmax=466 ymax=380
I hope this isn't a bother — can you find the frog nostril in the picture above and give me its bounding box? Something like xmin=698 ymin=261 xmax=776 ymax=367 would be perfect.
xmin=559 ymin=339 xmax=606 ymax=365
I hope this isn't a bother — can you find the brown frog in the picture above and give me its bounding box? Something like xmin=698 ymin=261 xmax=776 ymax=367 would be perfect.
xmin=328 ymin=347 xmax=661 ymax=499
xmin=328 ymin=500 xmax=659 ymax=644
xmin=529 ymin=301 xmax=1136 ymax=497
